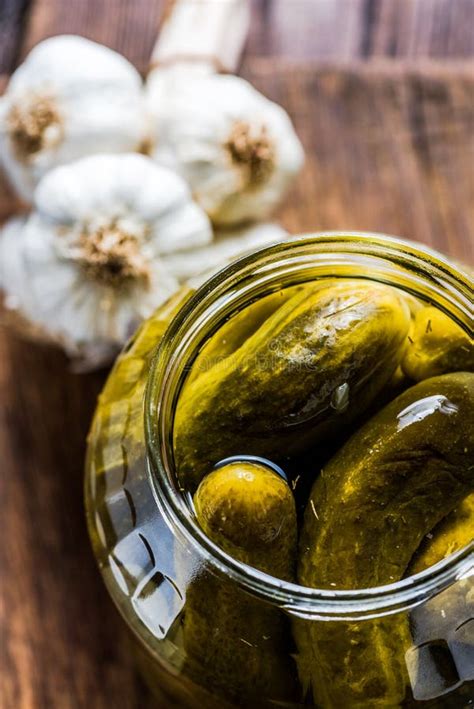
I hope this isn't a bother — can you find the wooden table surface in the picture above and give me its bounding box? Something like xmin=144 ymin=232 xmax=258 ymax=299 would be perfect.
xmin=1 ymin=2 xmax=473 ymax=708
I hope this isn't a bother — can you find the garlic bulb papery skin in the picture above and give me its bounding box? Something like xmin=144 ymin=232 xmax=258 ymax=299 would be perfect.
xmin=0 ymin=35 xmax=149 ymax=202
xmin=0 ymin=153 xmax=212 ymax=370
xmin=163 ymin=222 xmax=288 ymax=287
xmin=146 ymin=70 xmax=304 ymax=227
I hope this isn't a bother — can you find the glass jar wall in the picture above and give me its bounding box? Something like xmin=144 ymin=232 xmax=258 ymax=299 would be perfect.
xmin=85 ymin=233 xmax=473 ymax=708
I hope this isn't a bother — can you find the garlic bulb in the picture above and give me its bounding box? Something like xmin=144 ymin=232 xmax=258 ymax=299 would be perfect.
xmin=0 ymin=35 xmax=148 ymax=202
xmin=163 ymin=221 xmax=288 ymax=287
xmin=146 ymin=70 xmax=304 ymax=226
xmin=0 ymin=153 xmax=212 ymax=369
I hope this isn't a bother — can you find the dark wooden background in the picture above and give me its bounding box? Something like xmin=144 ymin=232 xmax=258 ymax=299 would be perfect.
xmin=1 ymin=2 xmax=473 ymax=708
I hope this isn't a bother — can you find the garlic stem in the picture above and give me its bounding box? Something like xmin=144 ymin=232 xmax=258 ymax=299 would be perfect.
xmin=151 ymin=0 xmax=251 ymax=73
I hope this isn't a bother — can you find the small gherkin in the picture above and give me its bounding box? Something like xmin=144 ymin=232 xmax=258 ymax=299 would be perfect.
xmin=182 ymin=460 xmax=298 ymax=705
xmin=402 ymin=306 xmax=474 ymax=382
xmin=410 ymin=493 xmax=474 ymax=575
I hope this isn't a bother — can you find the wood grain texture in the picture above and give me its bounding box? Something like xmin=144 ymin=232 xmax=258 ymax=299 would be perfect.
xmin=0 ymin=0 xmax=31 ymax=74
xmin=0 ymin=1 xmax=473 ymax=708
xmin=246 ymin=0 xmax=474 ymax=61
xmin=17 ymin=0 xmax=166 ymax=72
xmin=0 ymin=336 xmax=158 ymax=709
xmin=247 ymin=60 xmax=474 ymax=264
xmin=3 ymin=0 xmax=474 ymax=75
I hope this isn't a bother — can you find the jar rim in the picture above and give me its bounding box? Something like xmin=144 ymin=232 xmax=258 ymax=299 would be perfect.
xmin=145 ymin=231 xmax=474 ymax=618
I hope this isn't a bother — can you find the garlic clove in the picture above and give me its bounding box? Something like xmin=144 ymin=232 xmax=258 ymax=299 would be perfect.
xmin=150 ymin=200 xmax=213 ymax=254
xmin=0 ymin=216 xmax=33 ymax=312
xmin=162 ymin=221 xmax=288 ymax=286
xmin=1 ymin=35 xmax=149 ymax=202
xmin=34 ymin=153 xmax=191 ymax=225
xmin=146 ymin=71 xmax=304 ymax=227
xmin=33 ymin=153 xmax=213 ymax=255
xmin=8 ymin=36 xmax=142 ymax=93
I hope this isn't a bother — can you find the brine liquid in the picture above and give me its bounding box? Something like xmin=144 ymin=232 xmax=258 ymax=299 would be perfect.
xmin=86 ymin=280 xmax=473 ymax=708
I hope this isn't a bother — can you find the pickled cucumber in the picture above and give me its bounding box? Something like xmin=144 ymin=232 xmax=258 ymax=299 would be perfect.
xmin=402 ymin=307 xmax=474 ymax=382
xmin=409 ymin=494 xmax=474 ymax=574
xmin=186 ymin=287 xmax=301 ymax=386
xmin=406 ymin=496 xmax=474 ymax=703
xmin=297 ymin=372 xmax=474 ymax=707
xmin=182 ymin=461 xmax=298 ymax=704
xmin=174 ymin=280 xmax=411 ymax=490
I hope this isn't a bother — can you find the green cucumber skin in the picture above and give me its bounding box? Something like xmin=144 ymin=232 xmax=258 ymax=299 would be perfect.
xmin=174 ymin=281 xmax=411 ymax=491
xmin=182 ymin=463 xmax=299 ymax=705
xmin=296 ymin=372 xmax=474 ymax=708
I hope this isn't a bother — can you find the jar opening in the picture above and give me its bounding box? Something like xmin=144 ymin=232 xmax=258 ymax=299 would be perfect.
xmin=145 ymin=232 xmax=474 ymax=618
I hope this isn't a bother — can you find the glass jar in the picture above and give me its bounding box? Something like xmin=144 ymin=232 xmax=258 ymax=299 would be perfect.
xmin=85 ymin=233 xmax=473 ymax=708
